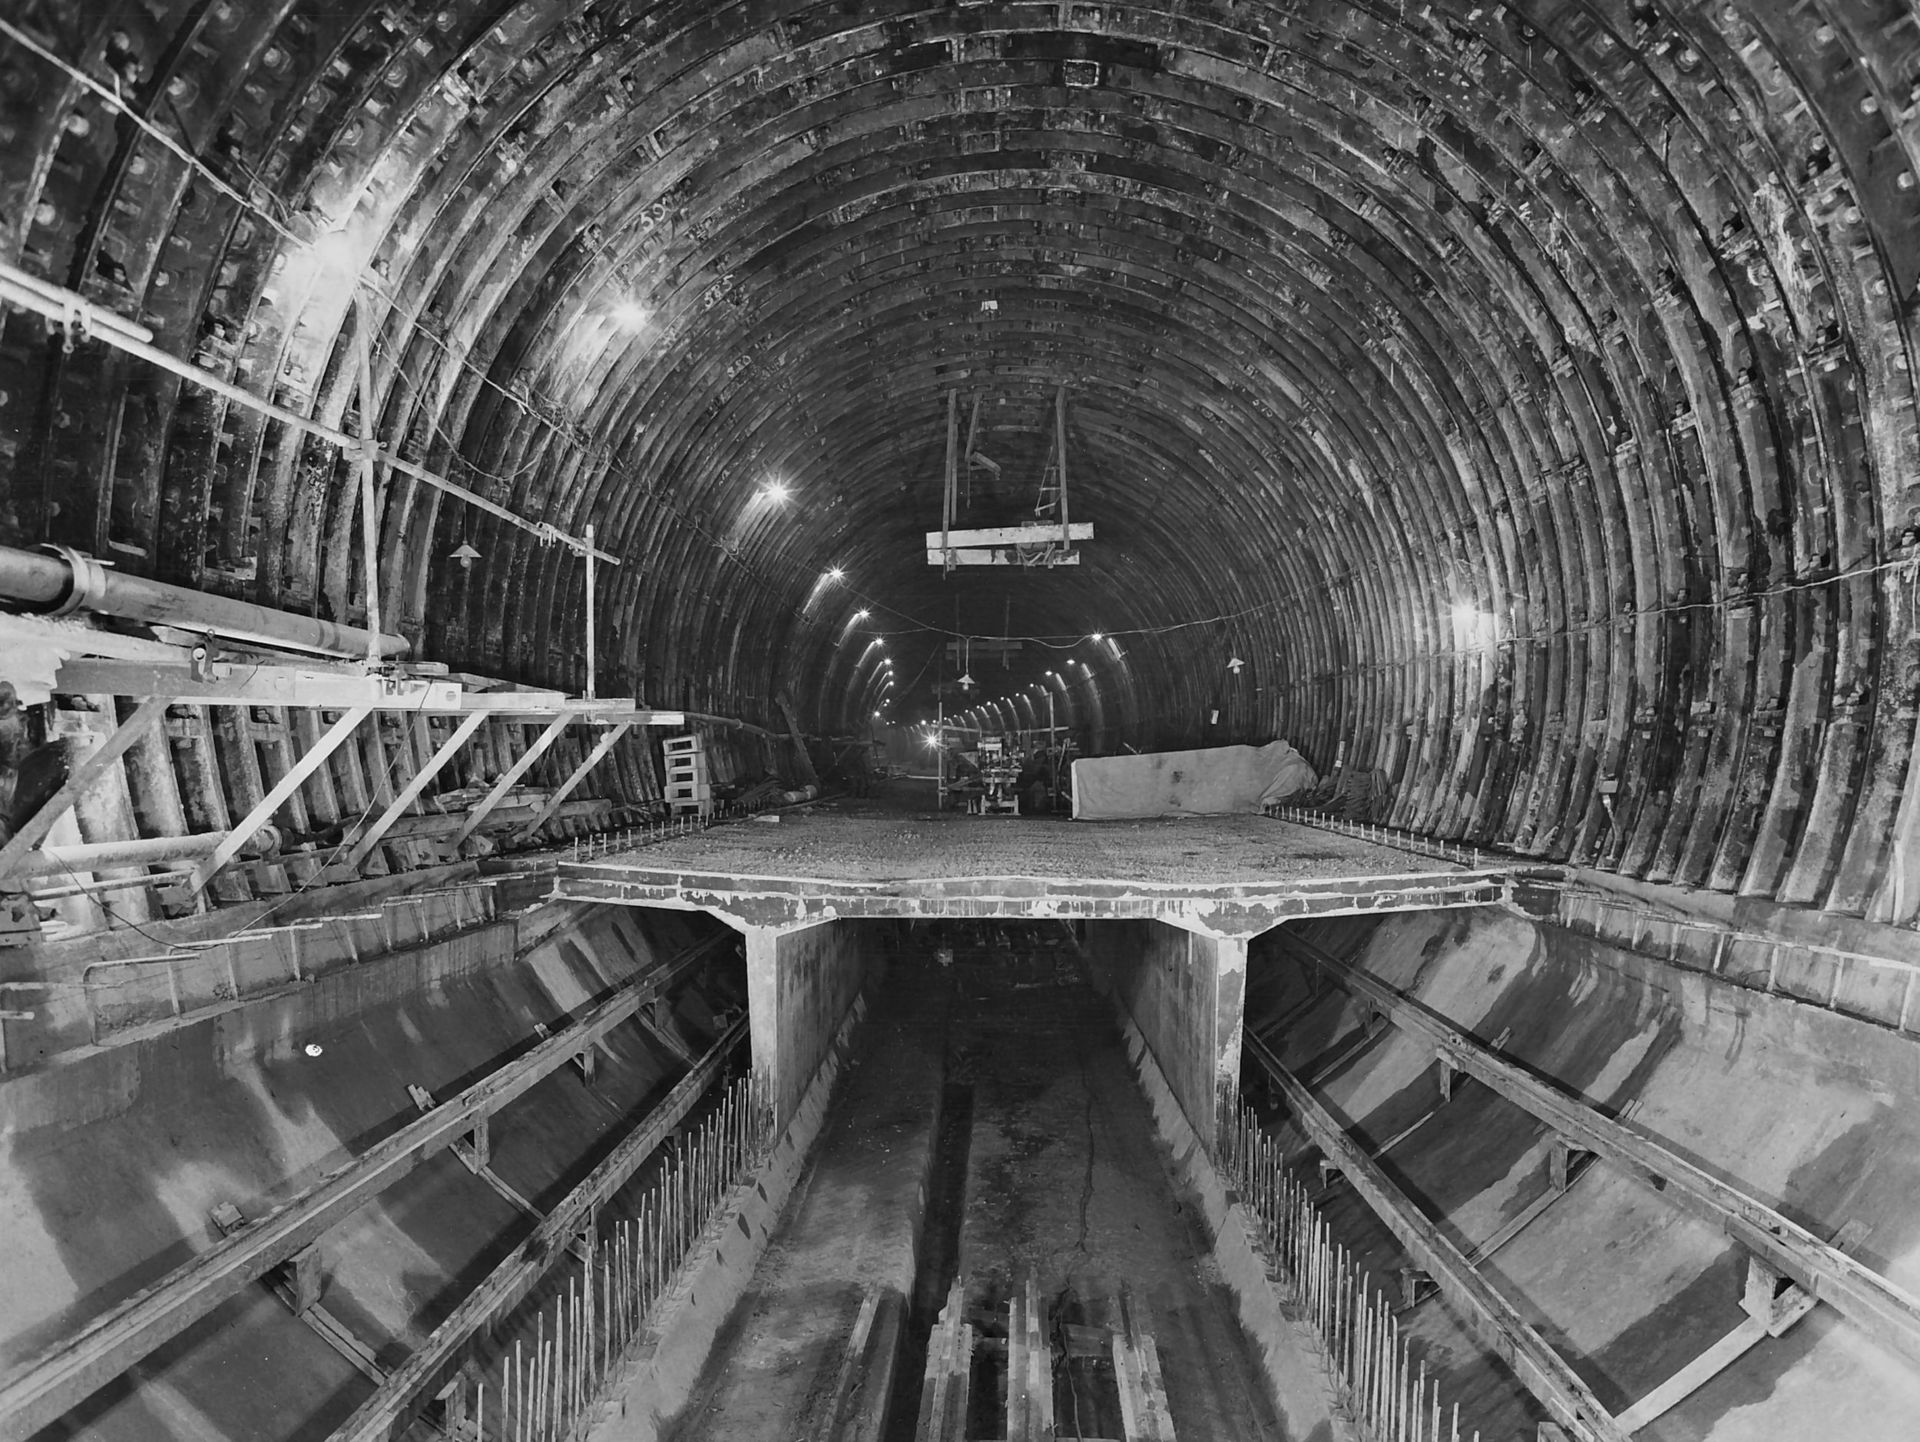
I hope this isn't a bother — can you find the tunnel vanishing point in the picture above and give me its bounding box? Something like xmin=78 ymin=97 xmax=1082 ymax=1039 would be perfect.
xmin=1 ymin=2 xmax=1919 ymax=1440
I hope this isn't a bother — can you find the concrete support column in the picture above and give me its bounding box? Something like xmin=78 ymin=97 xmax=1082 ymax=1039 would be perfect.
xmin=744 ymin=919 xmax=877 ymax=1134
xmin=1202 ymin=931 xmax=1250 ymax=1144
xmin=1093 ymin=919 xmax=1249 ymax=1154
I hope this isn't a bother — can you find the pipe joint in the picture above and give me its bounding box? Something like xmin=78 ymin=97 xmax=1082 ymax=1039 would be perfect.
xmin=42 ymin=545 xmax=112 ymax=617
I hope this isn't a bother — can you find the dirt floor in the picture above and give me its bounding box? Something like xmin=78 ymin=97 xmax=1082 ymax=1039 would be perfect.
xmin=666 ymin=924 xmax=1289 ymax=1442
xmin=659 ymin=940 xmax=948 ymax=1442
xmin=603 ymin=784 xmax=1441 ymax=888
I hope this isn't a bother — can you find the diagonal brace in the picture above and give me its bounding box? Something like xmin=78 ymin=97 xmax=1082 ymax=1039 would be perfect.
xmin=0 ymin=698 xmax=168 ymax=886
xmin=449 ymin=712 xmax=576 ymax=848
xmin=335 ymin=710 xmax=488 ymax=874
xmin=513 ymin=723 xmax=632 ymax=843
xmin=188 ymin=706 xmax=371 ymax=896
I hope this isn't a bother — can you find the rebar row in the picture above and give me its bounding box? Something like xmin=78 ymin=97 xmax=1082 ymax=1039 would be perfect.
xmin=1225 ymin=1110 xmax=1478 ymax=1442
xmin=570 ymin=790 xmax=787 ymax=862
xmin=460 ymin=1073 xmax=774 ymax=1441
xmin=1263 ymin=806 xmax=1492 ymax=871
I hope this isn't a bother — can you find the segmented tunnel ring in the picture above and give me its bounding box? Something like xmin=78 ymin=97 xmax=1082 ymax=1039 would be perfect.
xmin=1 ymin=4 xmax=1916 ymax=911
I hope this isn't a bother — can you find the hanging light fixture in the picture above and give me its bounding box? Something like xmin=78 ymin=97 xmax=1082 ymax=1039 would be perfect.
xmin=450 ymin=541 xmax=481 ymax=570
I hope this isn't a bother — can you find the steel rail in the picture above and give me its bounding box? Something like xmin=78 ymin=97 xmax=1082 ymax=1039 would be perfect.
xmin=1244 ymin=1032 xmax=1630 ymax=1442
xmin=327 ymin=1015 xmax=750 ymax=1441
xmin=1274 ymin=931 xmax=1920 ymax=1364
xmin=0 ymin=929 xmax=736 ymax=1440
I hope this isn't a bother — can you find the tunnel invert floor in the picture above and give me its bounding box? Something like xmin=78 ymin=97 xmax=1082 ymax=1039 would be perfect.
xmin=667 ymin=929 xmax=1286 ymax=1442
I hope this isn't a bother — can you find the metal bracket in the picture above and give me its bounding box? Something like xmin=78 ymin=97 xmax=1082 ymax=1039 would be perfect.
xmin=1398 ymin=1266 xmax=1436 ymax=1311
xmin=1742 ymin=1253 xmax=1817 ymax=1337
xmin=211 ymin=1202 xmax=321 ymax=1315
xmin=451 ymin=1114 xmax=491 ymax=1174
xmin=1549 ymin=1137 xmax=1594 ymax=1193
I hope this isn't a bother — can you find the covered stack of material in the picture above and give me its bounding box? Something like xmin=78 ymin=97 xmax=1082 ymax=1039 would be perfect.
xmin=1070 ymin=740 xmax=1317 ymax=820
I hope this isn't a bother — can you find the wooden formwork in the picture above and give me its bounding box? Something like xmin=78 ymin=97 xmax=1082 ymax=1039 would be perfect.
xmin=1 ymin=693 xmax=680 ymax=951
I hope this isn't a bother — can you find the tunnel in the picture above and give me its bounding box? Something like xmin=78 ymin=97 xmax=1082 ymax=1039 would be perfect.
xmin=1 ymin=2 xmax=1918 ymax=1440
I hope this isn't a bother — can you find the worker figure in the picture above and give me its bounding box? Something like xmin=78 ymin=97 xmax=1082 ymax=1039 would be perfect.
xmin=1017 ymin=755 xmax=1049 ymax=815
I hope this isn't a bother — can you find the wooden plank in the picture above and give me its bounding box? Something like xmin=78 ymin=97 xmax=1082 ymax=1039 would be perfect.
xmin=811 ymin=1285 xmax=886 ymax=1442
xmin=924 ymin=522 xmax=1094 ymax=548
xmin=0 ymin=929 xmax=735 ymax=1440
xmin=55 ymin=659 xmax=664 ymax=719
xmin=1119 ymin=1292 xmax=1175 ymax=1442
xmin=186 ymin=706 xmax=371 ymax=896
xmin=1612 ymin=1317 xmax=1767 ymax=1433
xmin=334 ymin=710 xmax=488 ymax=874
xmin=1464 ymin=1165 xmax=1589 ymax=1267
xmin=1276 ymin=931 xmax=1920 ymax=1365
xmin=0 ymin=697 xmax=167 ymax=885
xmin=915 ymin=1279 xmax=972 ymax=1442
xmin=53 ymin=659 xmax=424 ymax=709
xmin=1007 ymin=1274 xmax=1052 ymax=1442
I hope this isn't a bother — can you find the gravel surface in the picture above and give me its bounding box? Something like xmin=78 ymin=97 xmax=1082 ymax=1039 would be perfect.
xmin=600 ymin=804 xmax=1444 ymax=887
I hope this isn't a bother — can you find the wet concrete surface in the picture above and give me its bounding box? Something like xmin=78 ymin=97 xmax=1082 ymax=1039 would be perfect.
xmin=670 ymin=927 xmax=1288 ymax=1441
xmin=596 ymin=792 xmax=1444 ymax=888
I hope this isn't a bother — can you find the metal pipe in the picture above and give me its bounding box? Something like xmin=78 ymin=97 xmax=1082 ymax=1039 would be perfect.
xmin=0 ymin=263 xmax=616 ymax=565
xmin=19 ymin=828 xmax=277 ymax=879
xmin=27 ymin=869 xmax=195 ymax=901
xmin=585 ymin=523 xmax=597 ymax=700
xmin=0 ymin=543 xmax=408 ymax=659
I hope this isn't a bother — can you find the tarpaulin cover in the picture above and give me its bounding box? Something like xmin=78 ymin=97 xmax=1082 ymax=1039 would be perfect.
xmin=1070 ymin=741 xmax=1318 ymax=820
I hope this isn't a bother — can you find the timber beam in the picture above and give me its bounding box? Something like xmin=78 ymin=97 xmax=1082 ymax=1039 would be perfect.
xmin=1245 ymin=1032 xmax=1629 ymax=1442
xmin=1273 ymin=931 xmax=1920 ymax=1366
xmin=50 ymin=653 xmax=680 ymax=721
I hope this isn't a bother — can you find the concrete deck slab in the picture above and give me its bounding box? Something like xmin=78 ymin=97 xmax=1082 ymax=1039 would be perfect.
xmin=556 ymin=812 xmax=1531 ymax=938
